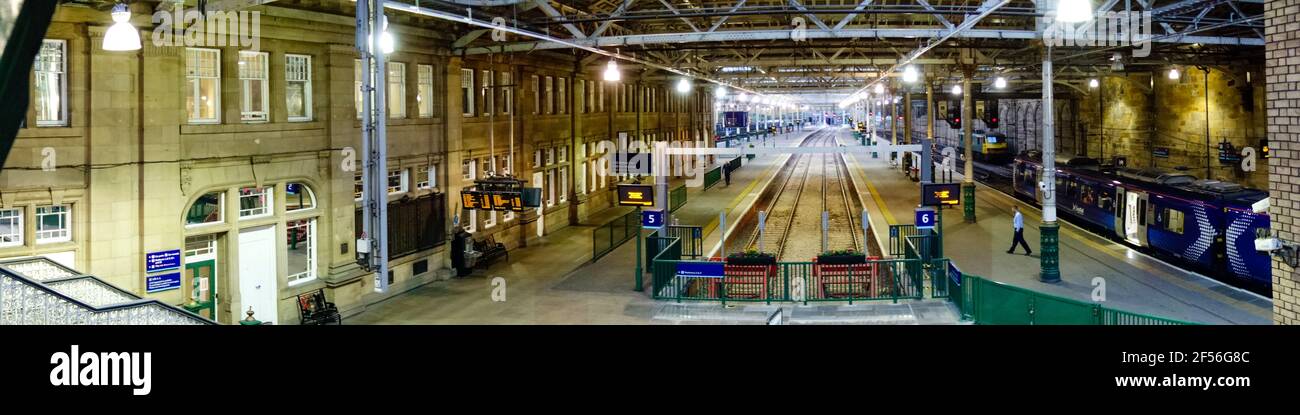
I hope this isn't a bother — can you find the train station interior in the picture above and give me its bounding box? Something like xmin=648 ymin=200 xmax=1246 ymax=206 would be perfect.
xmin=0 ymin=0 xmax=1295 ymax=326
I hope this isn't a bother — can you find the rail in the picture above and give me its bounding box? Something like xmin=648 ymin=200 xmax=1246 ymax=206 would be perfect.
xmin=591 ymin=209 xmax=639 ymax=261
xmin=669 ymin=184 xmax=687 ymax=212
xmin=0 ymin=258 xmax=213 ymax=325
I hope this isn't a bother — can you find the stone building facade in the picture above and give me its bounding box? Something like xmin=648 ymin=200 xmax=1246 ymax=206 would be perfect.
xmin=1 ymin=3 xmax=714 ymax=324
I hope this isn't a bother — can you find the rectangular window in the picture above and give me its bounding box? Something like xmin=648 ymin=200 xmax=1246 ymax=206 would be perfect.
xmin=355 ymin=59 xmax=364 ymax=119
xmin=238 ymin=187 xmax=273 ymax=219
xmin=416 ymin=165 xmax=431 ymax=190
xmin=389 ymin=62 xmax=406 ymax=118
xmin=461 ymin=68 xmax=474 ymax=116
xmin=418 ymin=64 xmax=434 ymax=118
xmin=545 ymin=76 xmax=554 ymax=114
xmin=354 ymin=172 xmax=363 ymax=201
xmin=286 ymin=218 xmax=317 ymax=285
xmin=1166 ymin=208 xmax=1185 ymax=235
xmin=388 ymin=169 xmax=409 ymax=194
xmin=532 ymin=75 xmax=540 ymax=115
xmin=0 ymin=208 xmax=22 ymax=247
xmin=499 ymin=71 xmax=511 ymax=114
xmin=560 ymin=168 xmax=568 ymax=203
xmin=238 ymin=51 xmax=269 ymax=122
xmin=547 ymin=169 xmax=556 ymax=206
xmin=534 ymin=150 xmax=542 ymax=169
xmin=35 ymin=205 xmax=70 ymax=244
xmin=598 ymin=81 xmax=604 ymax=112
xmin=558 ymin=77 xmax=567 ymax=114
xmin=546 ymin=148 xmax=555 ymax=166
xmin=481 ymin=69 xmax=493 ymax=116
xmin=285 ymin=54 xmax=312 ymax=122
xmin=186 ymin=48 xmax=220 ymax=123
xmin=34 ymin=40 xmax=66 ymax=126
xmin=559 ymin=145 xmax=568 ymax=163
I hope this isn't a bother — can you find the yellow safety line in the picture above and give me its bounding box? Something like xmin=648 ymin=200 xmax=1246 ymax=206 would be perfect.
xmin=845 ymin=152 xmax=897 ymax=225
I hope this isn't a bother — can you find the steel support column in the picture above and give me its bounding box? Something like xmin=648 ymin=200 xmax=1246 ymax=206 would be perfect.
xmin=961 ymin=67 xmax=976 ymax=223
xmin=1040 ymin=47 xmax=1061 ymax=283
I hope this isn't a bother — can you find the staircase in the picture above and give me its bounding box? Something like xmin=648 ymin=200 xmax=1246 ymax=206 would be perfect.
xmin=0 ymin=257 xmax=213 ymax=325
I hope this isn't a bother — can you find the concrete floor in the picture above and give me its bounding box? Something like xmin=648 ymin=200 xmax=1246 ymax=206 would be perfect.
xmin=348 ymin=127 xmax=961 ymax=324
xmin=842 ymin=129 xmax=1272 ymax=325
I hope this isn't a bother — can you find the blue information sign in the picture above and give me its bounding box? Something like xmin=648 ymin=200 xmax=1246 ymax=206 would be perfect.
xmin=145 ymin=249 xmax=181 ymax=273
xmin=915 ymin=209 xmax=937 ymax=230
xmin=676 ymin=262 xmax=724 ymax=279
xmin=145 ymin=272 xmax=182 ymax=293
xmin=642 ymin=209 xmax=664 ymax=229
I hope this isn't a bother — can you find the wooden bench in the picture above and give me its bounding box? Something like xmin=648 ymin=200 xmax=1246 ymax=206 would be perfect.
xmin=297 ymin=288 xmax=341 ymax=325
xmin=814 ymin=264 xmax=875 ymax=299
xmin=473 ymin=234 xmax=508 ymax=268
xmin=723 ymin=265 xmax=770 ymax=299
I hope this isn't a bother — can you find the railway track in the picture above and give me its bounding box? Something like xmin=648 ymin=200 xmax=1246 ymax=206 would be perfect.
xmin=744 ymin=128 xmax=862 ymax=261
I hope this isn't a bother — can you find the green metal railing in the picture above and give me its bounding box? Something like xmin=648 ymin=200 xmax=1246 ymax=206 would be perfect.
xmin=591 ymin=209 xmax=639 ymax=261
xmin=703 ymin=166 xmax=722 ymax=189
xmin=669 ymin=185 xmax=687 ymax=212
xmin=944 ymin=272 xmax=1195 ymax=325
xmin=888 ymin=224 xmax=928 ymax=257
xmin=646 ymin=226 xmax=702 ymax=268
xmin=651 ymin=257 xmax=927 ymax=304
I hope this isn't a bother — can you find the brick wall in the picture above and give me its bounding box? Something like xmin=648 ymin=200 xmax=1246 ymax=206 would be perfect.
xmin=1266 ymin=0 xmax=1299 ymax=325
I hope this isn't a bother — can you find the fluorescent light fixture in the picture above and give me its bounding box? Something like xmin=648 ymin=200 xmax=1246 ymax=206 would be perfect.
xmin=1056 ymin=0 xmax=1094 ymax=23
xmin=874 ymin=84 xmax=884 ymax=94
xmin=102 ymin=3 xmax=141 ymax=51
xmin=715 ymin=86 xmax=727 ymax=99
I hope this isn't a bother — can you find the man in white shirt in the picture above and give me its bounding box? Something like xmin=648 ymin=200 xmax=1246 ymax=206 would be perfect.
xmin=1007 ymin=205 xmax=1032 ymax=255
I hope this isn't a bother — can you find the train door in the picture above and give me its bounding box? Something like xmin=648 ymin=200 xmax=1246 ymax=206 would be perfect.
xmin=1114 ymin=187 xmax=1126 ymax=239
xmin=1122 ymin=190 xmax=1149 ymax=247
xmin=1034 ymin=165 xmax=1043 ymax=204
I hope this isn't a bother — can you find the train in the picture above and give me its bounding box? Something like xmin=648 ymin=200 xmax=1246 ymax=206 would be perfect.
xmin=1012 ymin=152 xmax=1272 ymax=295
xmin=952 ymin=130 xmax=1011 ymax=163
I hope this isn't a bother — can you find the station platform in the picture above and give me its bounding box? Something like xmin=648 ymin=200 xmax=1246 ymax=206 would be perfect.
xmin=348 ymin=128 xmax=918 ymax=324
xmin=839 ymin=130 xmax=1273 ymax=325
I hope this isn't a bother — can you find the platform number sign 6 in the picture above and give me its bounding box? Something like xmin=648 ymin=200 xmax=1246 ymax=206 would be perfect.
xmin=941 ymin=146 xmax=956 ymax=173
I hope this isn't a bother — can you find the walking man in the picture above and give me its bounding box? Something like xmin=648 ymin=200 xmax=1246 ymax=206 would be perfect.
xmin=1007 ymin=205 xmax=1032 ymax=255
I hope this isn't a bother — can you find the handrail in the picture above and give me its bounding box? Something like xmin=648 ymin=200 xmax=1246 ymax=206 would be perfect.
xmin=0 ymin=264 xmax=213 ymax=325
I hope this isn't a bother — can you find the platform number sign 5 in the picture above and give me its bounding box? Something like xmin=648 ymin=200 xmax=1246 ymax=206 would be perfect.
xmin=642 ymin=210 xmax=664 ymax=229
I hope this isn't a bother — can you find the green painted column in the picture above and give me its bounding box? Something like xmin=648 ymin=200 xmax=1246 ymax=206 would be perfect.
xmin=961 ymin=67 xmax=976 ymax=223
xmin=1040 ymin=223 xmax=1060 ymax=282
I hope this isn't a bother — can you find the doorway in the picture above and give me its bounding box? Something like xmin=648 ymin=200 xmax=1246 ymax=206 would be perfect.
xmin=237 ymin=225 xmax=278 ymax=324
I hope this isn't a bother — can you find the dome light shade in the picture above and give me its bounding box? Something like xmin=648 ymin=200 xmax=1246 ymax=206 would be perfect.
xmin=1088 ymin=78 xmax=1099 ymax=88
xmin=1168 ymin=68 xmax=1180 ymax=80
xmin=951 ymin=85 xmax=962 ymax=95
xmin=994 ymin=77 xmax=1007 ymax=89
xmin=715 ymin=86 xmax=727 ymax=98
xmin=676 ymin=78 xmax=692 ymax=94
xmin=1055 ymin=0 xmax=1094 ymax=23
xmin=102 ymin=4 xmax=141 ymax=51
xmin=379 ymin=32 xmax=395 ymax=54
xmin=874 ymin=83 xmax=884 ymax=94
xmin=603 ymin=59 xmax=621 ymax=81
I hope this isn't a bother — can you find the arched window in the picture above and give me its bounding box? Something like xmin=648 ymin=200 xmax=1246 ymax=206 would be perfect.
xmin=286 ymin=182 xmax=316 ymax=212
xmin=186 ymin=192 xmax=224 ymax=226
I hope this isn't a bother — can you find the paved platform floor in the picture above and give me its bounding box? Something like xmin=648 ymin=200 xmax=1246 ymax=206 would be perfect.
xmin=349 ymin=127 xmax=960 ymax=324
xmin=840 ymin=128 xmax=1272 ymax=325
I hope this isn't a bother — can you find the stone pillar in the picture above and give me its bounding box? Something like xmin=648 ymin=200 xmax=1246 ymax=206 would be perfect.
xmin=1266 ymin=0 xmax=1300 ymax=324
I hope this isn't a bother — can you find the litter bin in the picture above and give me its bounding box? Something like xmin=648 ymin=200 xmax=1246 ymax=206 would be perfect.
xmin=451 ymin=229 xmax=473 ymax=276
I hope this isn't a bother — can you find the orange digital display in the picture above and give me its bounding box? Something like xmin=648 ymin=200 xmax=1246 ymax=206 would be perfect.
xmin=617 ymin=184 xmax=655 ymax=207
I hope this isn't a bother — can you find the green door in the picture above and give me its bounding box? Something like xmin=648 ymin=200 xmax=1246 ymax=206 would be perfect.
xmin=184 ymin=259 xmax=217 ymax=319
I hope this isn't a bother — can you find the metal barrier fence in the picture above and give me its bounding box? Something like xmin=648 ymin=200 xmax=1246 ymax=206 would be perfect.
xmin=592 ymin=209 xmax=639 ymax=261
xmin=646 ymin=226 xmax=703 ymax=267
xmin=669 ymin=185 xmax=687 ymax=212
xmin=651 ymin=257 xmax=929 ymax=305
xmin=889 ymin=224 xmax=929 ymax=257
xmin=703 ymin=166 xmax=722 ymax=189
xmin=942 ymin=269 xmax=1195 ymax=325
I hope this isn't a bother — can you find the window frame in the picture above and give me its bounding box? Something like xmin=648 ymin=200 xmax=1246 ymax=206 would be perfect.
xmin=481 ymin=69 xmax=493 ymax=117
xmin=417 ymin=64 xmax=435 ymax=118
xmin=388 ymin=62 xmax=406 ymax=119
xmin=34 ymin=39 xmax=67 ymax=127
xmin=284 ymin=54 xmax=313 ymax=122
xmin=531 ymin=75 xmax=540 ymax=115
xmin=558 ymin=77 xmax=567 ymax=114
xmin=285 ymin=183 xmax=316 ymax=212
xmin=0 ymin=208 xmax=24 ymax=247
xmin=387 ymin=169 xmax=409 ymax=195
xmin=461 ymin=68 xmax=475 ymax=116
xmin=186 ymin=48 xmax=221 ymax=124
xmin=285 ymin=218 xmax=318 ymax=286
xmin=34 ymin=205 xmax=71 ymax=244
xmin=545 ymin=76 xmax=554 ymax=115
xmin=238 ymin=50 xmax=270 ymax=122
xmin=499 ymin=71 xmax=512 ymax=115
xmin=237 ymin=187 xmax=274 ymax=219
xmin=185 ymin=192 xmax=226 ymax=228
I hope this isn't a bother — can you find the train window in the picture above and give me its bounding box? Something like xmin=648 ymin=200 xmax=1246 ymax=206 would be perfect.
xmin=1139 ymin=200 xmax=1147 ymax=226
xmin=1098 ymin=191 xmax=1111 ymax=210
xmin=1165 ymin=209 xmax=1185 ymax=234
